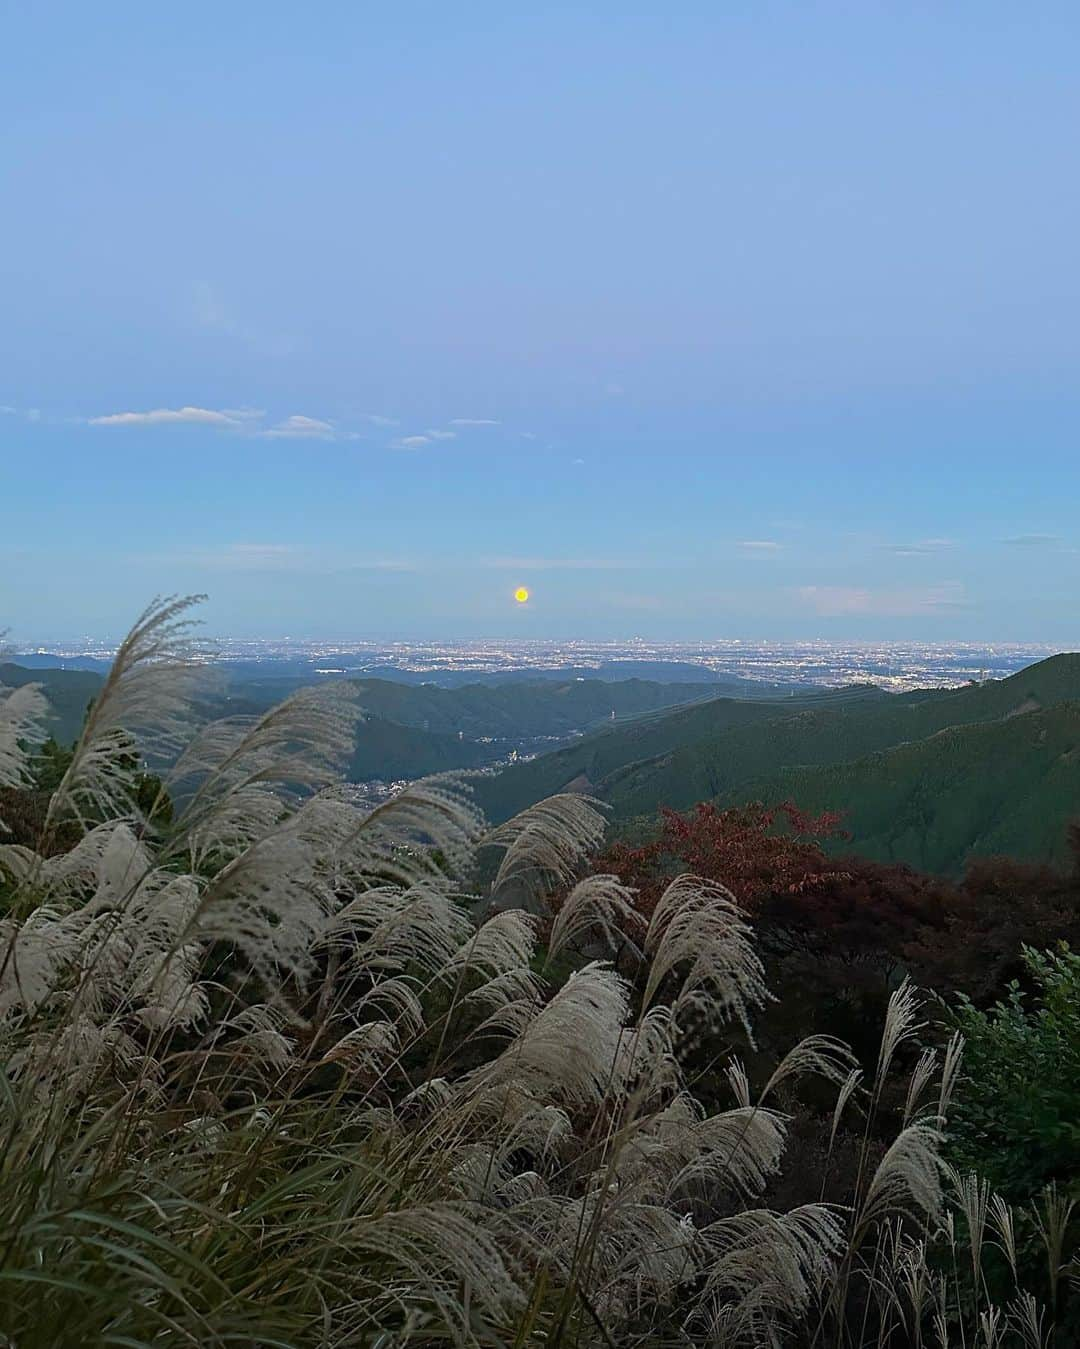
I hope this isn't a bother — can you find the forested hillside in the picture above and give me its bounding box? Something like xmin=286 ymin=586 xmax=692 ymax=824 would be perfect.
xmin=718 ymin=700 xmax=1080 ymax=872
xmin=471 ymin=683 xmax=889 ymax=821
xmin=479 ymin=654 xmax=1080 ymax=872
xmin=0 ymin=663 xmax=101 ymax=745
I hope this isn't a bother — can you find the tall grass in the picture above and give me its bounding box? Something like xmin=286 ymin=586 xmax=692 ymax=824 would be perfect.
xmin=0 ymin=598 xmax=1065 ymax=1345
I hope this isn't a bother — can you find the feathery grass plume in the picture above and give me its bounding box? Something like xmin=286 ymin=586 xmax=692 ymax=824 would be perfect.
xmin=0 ymin=679 xmax=49 ymax=790
xmin=694 ymin=1205 xmax=845 ymax=1340
xmin=937 ymin=1029 xmax=964 ymax=1123
xmin=980 ymin=1304 xmax=1004 ymax=1348
xmin=547 ymin=873 xmax=642 ymax=963
xmin=950 ymin=1168 xmax=991 ymax=1283
xmin=756 ymin=1033 xmax=857 ymax=1105
xmin=483 ymin=793 xmax=608 ymax=909
xmin=1011 ymin=1290 xmax=1048 ymax=1348
xmin=988 ymin=1192 xmax=1018 ymax=1277
xmin=44 ymin=594 xmax=207 ymax=836
xmin=905 ymin=1046 xmax=940 ymax=1125
xmin=642 ymin=873 xmax=766 ymax=1028
xmin=726 ymin=1057 xmax=752 ymax=1108
xmin=859 ymin=1122 xmax=944 ymax=1230
xmin=469 ymin=962 xmax=630 ymax=1110
xmin=895 ymin=1235 xmax=932 ymax=1349
xmin=347 ymin=1204 xmax=527 ymax=1337
xmin=607 ymin=1093 xmax=787 ymax=1206
xmin=334 ymin=772 xmax=486 ymax=892
xmin=828 ymin=1067 xmax=864 ymax=1151
xmin=167 ymin=683 xmax=362 ymax=857
xmin=334 ymin=881 xmax=474 ymax=980
xmin=1034 ymin=1183 xmax=1076 ymax=1307
xmin=874 ymin=978 xmax=924 ymax=1094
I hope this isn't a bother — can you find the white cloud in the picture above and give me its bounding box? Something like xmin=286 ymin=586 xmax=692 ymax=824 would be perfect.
xmin=425 ymin=428 xmax=457 ymax=441
xmin=0 ymin=405 xmax=16 ymax=415
xmin=391 ymin=434 xmax=433 ymax=450
xmin=89 ymin=406 xmax=243 ymax=428
xmin=449 ymin=418 xmax=500 ymax=427
xmin=366 ymin=414 xmax=399 ymax=427
xmin=738 ymin=540 xmax=783 ymax=551
xmin=259 ymin=414 xmax=337 ymax=440
xmin=221 ymin=407 xmax=266 ymax=422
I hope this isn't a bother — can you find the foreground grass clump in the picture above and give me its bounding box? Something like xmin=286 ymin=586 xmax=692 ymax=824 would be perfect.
xmin=0 ymin=597 xmax=1070 ymax=1345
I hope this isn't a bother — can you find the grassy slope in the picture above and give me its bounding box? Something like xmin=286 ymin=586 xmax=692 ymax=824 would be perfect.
xmin=0 ymin=663 xmax=102 ymax=745
xmin=722 ymin=701 xmax=1080 ymax=873
xmin=472 ymin=684 xmax=892 ymax=823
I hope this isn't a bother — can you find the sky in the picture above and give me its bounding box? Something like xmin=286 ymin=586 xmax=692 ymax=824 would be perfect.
xmin=2 ymin=2 xmax=1080 ymax=643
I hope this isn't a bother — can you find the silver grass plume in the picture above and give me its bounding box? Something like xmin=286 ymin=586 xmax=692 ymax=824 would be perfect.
xmin=483 ymin=794 xmax=608 ymax=909
xmin=694 ymin=1205 xmax=845 ymax=1337
xmin=468 ymin=961 xmax=630 ymax=1110
xmin=0 ymin=679 xmax=49 ymax=791
xmin=167 ymin=683 xmax=363 ymax=861
xmin=643 ymin=874 xmax=766 ymax=1028
xmin=859 ymin=1122 xmax=944 ymax=1230
xmin=44 ymin=594 xmax=207 ymax=834
xmin=756 ymin=1034 xmax=857 ymax=1105
xmin=547 ymin=872 xmax=642 ymax=963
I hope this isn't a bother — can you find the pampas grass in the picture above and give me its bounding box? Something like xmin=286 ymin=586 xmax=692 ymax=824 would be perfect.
xmin=0 ymin=598 xmax=1063 ymax=1346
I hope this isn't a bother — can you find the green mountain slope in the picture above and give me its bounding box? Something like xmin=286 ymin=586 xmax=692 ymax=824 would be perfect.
xmin=724 ymin=702 xmax=1080 ymax=873
xmin=598 ymin=654 xmax=1080 ymax=822
xmin=347 ymin=716 xmax=494 ymax=781
xmin=0 ymin=663 xmax=102 ymax=745
xmin=226 ymin=674 xmax=737 ymax=741
xmin=472 ymin=684 xmax=892 ymax=822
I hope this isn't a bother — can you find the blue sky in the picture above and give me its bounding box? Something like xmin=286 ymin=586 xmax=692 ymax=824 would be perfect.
xmin=2 ymin=2 xmax=1079 ymax=641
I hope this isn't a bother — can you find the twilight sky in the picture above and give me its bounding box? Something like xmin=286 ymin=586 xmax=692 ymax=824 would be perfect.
xmin=3 ymin=2 xmax=1079 ymax=642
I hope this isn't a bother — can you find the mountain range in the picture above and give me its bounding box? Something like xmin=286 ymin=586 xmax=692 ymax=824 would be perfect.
xmin=7 ymin=653 xmax=1080 ymax=874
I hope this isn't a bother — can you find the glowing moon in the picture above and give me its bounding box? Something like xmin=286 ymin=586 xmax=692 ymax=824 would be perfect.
xmin=514 ymin=586 xmax=530 ymax=604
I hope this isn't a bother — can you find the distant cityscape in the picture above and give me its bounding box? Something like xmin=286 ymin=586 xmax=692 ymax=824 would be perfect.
xmin=13 ymin=636 xmax=1065 ymax=693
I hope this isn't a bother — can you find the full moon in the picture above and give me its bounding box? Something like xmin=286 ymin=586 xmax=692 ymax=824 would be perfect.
xmin=514 ymin=587 xmax=530 ymax=604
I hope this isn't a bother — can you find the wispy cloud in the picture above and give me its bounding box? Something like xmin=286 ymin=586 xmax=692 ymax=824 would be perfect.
xmin=161 ymin=542 xmax=308 ymax=571
xmin=425 ymin=428 xmax=457 ymax=441
xmin=90 ymin=406 xmax=245 ymax=428
xmin=390 ymin=434 xmax=435 ymax=450
xmin=259 ymin=414 xmax=337 ymax=440
xmin=449 ymin=418 xmax=500 ymax=427
xmin=796 ymin=581 xmax=967 ymax=618
xmin=879 ymin=538 xmax=955 ymax=556
xmin=366 ymin=414 xmax=399 ymax=427
xmin=1001 ymin=533 xmax=1060 ymax=547
xmin=481 ymin=556 xmax=629 ymax=572
xmin=738 ymin=539 xmax=783 ymax=552
xmin=88 ymin=406 xmax=361 ymax=441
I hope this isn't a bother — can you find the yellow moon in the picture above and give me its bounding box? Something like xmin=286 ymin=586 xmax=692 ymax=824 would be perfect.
xmin=514 ymin=587 xmax=530 ymax=604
